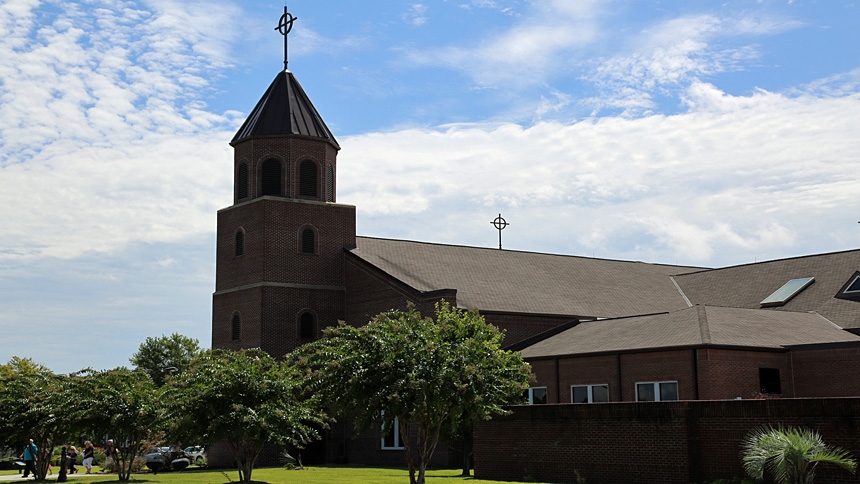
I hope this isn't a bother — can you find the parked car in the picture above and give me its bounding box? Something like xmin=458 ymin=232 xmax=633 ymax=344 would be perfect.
xmin=183 ymin=446 xmax=206 ymax=466
xmin=144 ymin=447 xmax=190 ymax=473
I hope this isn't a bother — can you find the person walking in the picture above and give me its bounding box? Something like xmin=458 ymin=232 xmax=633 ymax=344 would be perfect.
xmin=104 ymin=439 xmax=117 ymax=472
xmin=21 ymin=438 xmax=38 ymax=478
xmin=81 ymin=441 xmax=94 ymax=474
xmin=67 ymin=445 xmax=78 ymax=474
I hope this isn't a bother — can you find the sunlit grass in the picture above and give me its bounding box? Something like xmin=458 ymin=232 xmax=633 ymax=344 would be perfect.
xmin=0 ymin=466 xmax=545 ymax=483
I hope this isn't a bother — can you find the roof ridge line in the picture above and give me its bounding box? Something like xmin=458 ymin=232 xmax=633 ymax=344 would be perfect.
xmin=355 ymin=236 xmax=707 ymax=269
xmin=670 ymin=275 xmax=693 ymax=307
xmin=697 ymin=305 xmax=712 ymax=345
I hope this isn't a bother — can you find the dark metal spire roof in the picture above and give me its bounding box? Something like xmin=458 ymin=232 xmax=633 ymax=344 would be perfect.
xmin=231 ymin=70 xmax=339 ymax=149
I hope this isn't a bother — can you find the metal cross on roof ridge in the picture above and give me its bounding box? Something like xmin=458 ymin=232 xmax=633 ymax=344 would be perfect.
xmin=491 ymin=213 xmax=509 ymax=250
xmin=275 ymin=6 xmax=298 ymax=71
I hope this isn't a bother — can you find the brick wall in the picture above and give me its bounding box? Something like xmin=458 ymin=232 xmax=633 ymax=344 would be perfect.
xmin=215 ymin=198 xmax=355 ymax=290
xmin=324 ymin=417 xmax=461 ymax=468
xmin=344 ymin=256 xmax=455 ymax=326
xmin=213 ymin=133 xmax=355 ymax=355
xmin=526 ymin=346 xmax=858 ymax=404
xmin=483 ymin=313 xmax=576 ymax=348
xmin=790 ymin=344 xmax=860 ymax=397
xmin=232 ymin=137 xmax=338 ymax=202
xmin=474 ymin=398 xmax=860 ymax=484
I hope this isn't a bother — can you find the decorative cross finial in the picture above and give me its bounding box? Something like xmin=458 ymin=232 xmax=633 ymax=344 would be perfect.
xmin=491 ymin=213 xmax=509 ymax=250
xmin=275 ymin=6 xmax=298 ymax=71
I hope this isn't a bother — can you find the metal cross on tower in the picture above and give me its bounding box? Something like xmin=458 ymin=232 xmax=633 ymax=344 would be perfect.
xmin=275 ymin=6 xmax=298 ymax=71
xmin=491 ymin=213 xmax=509 ymax=250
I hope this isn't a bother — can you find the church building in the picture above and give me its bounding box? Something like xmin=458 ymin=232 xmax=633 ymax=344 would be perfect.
xmin=211 ymin=10 xmax=860 ymax=469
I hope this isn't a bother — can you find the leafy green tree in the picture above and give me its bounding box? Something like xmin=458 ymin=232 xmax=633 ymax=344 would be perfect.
xmin=435 ymin=303 xmax=532 ymax=476
xmin=130 ymin=333 xmax=202 ymax=386
xmin=167 ymin=348 xmax=326 ymax=483
xmin=75 ymin=367 xmax=163 ymax=481
xmin=0 ymin=358 xmax=79 ymax=481
xmin=294 ymin=302 xmax=531 ymax=484
xmin=742 ymin=425 xmax=856 ymax=484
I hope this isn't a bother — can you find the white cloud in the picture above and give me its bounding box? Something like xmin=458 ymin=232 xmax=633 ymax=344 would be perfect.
xmin=339 ymin=84 xmax=860 ymax=264
xmin=405 ymin=4 xmax=428 ymax=27
xmin=585 ymin=12 xmax=802 ymax=115
xmin=403 ymin=0 xmax=603 ymax=87
xmin=0 ymin=0 xmax=236 ymax=261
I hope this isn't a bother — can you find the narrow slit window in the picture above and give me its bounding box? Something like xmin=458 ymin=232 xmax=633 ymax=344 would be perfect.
xmin=301 ymin=228 xmax=316 ymax=254
xmin=300 ymin=312 xmax=315 ymax=339
xmin=260 ymin=159 xmax=281 ymax=196
xmin=237 ymin=162 xmax=249 ymax=200
xmin=326 ymin=165 xmax=334 ymax=202
xmin=299 ymin=159 xmax=318 ymax=198
xmin=231 ymin=314 xmax=241 ymax=341
xmin=234 ymin=229 xmax=244 ymax=257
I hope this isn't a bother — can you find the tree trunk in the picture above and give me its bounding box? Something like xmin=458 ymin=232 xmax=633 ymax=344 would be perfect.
xmin=401 ymin=422 xmax=416 ymax=484
xmin=35 ymin=442 xmax=53 ymax=481
xmin=460 ymin=432 xmax=473 ymax=477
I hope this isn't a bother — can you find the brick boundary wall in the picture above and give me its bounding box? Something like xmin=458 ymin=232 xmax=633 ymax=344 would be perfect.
xmin=474 ymin=398 xmax=860 ymax=484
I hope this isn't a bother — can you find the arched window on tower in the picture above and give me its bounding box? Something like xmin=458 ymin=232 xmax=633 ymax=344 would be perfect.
xmin=301 ymin=227 xmax=316 ymax=254
xmin=231 ymin=313 xmax=241 ymax=341
xmin=260 ymin=158 xmax=282 ymax=196
xmin=299 ymin=311 xmax=315 ymax=339
xmin=234 ymin=228 xmax=245 ymax=257
xmin=299 ymin=159 xmax=318 ymax=198
xmin=237 ymin=162 xmax=249 ymax=200
xmin=326 ymin=165 xmax=334 ymax=202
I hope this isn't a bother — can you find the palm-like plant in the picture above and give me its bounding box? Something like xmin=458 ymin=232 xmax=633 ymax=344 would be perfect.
xmin=742 ymin=425 xmax=856 ymax=484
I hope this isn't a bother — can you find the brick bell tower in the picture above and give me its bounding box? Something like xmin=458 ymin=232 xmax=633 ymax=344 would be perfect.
xmin=212 ymin=12 xmax=356 ymax=357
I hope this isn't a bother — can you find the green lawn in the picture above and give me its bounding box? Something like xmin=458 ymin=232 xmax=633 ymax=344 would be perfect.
xmin=0 ymin=466 xmax=545 ymax=483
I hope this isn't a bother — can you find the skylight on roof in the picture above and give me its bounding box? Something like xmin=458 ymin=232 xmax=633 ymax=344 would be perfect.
xmin=760 ymin=277 xmax=815 ymax=308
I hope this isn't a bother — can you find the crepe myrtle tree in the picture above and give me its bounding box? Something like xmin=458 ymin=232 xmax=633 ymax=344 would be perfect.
xmin=435 ymin=302 xmax=532 ymax=476
xmin=166 ymin=348 xmax=326 ymax=484
xmin=130 ymin=333 xmax=202 ymax=386
xmin=293 ymin=302 xmax=531 ymax=484
xmin=75 ymin=367 xmax=164 ymax=481
xmin=0 ymin=357 xmax=81 ymax=482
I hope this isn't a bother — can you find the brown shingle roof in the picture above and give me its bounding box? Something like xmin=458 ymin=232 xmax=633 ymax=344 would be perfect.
xmin=351 ymin=237 xmax=704 ymax=318
xmin=520 ymin=306 xmax=860 ymax=359
xmin=674 ymin=249 xmax=860 ymax=329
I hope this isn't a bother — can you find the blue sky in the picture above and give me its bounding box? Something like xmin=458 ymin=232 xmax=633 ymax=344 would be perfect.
xmin=1 ymin=0 xmax=859 ymax=373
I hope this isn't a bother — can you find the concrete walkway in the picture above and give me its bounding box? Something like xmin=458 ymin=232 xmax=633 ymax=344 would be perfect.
xmin=0 ymin=473 xmax=106 ymax=481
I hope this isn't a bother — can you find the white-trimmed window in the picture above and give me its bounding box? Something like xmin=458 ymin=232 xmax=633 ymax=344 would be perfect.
xmin=526 ymin=386 xmax=548 ymax=405
xmin=636 ymin=381 xmax=679 ymax=401
xmin=381 ymin=415 xmax=403 ymax=450
xmin=571 ymin=384 xmax=609 ymax=403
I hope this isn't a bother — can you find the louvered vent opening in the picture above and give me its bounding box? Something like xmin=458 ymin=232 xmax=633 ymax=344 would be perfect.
xmin=231 ymin=314 xmax=241 ymax=341
xmin=237 ymin=163 xmax=249 ymax=200
xmin=235 ymin=230 xmax=244 ymax=257
xmin=261 ymin=159 xmax=281 ymax=196
xmin=301 ymin=228 xmax=315 ymax=254
xmin=299 ymin=159 xmax=318 ymax=197
xmin=326 ymin=165 xmax=334 ymax=202
xmin=300 ymin=312 xmax=314 ymax=339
